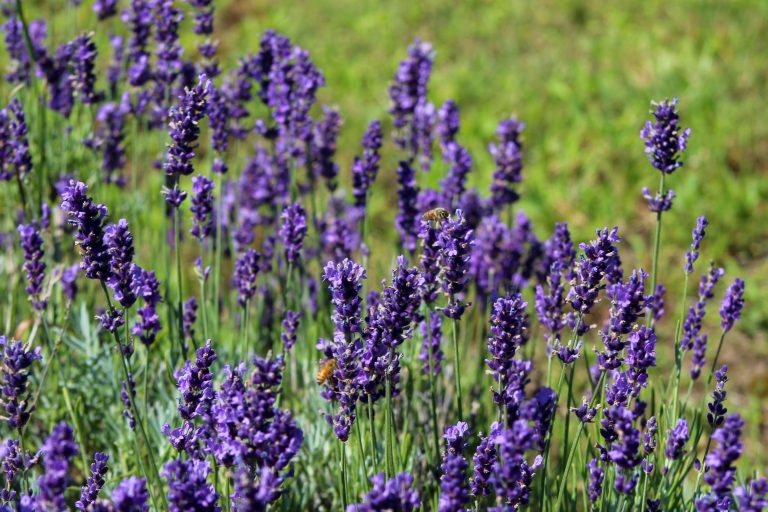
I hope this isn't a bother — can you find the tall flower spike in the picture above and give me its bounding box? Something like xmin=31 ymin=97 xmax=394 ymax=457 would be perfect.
xmin=719 ymin=277 xmax=745 ymax=333
xmin=439 ymin=422 xmax=470 ymax=512
xmin=162 ymin=458 xmax=220 ymax=512
xmin=7 ymin=98 xmax=32 ymax=180
xmin=112 ymin=476 xmax=150 ymax=512
xmin=36 ymin=422 xmax=80 ymax=511
xmin=696 ymin=414 xmax=744 ymax=511
xmin=664 ymin=419 xmax=689 ymax=461
xmin=640 ymin=97 xmax=691 ymax=174
xmin=278 ymin=201 xmax=308 ymax=266
xmin=396 ymin=161 xmax=420 ymax=253
xmin=104 ymin=219 xmax=140 ymax=309
xmin=685 ymin=215 xmax=708 ymax=274
xmin=389 ymin=39 xmax=434 ymax=159
xmin=437 ymin=210 xmax=474 ymax=319
xmin=233 ymin=249 xmax=260 ymax=307
xmin=707 ymin=365 xmax=728 ymax=429
xmin=567 ymin=227 xmax=622 ymax=334
xmin=281 ymin=310 xmax=301 ymax=353
xmin=489 ymin=118 xmax=525 ymax=211
xmin=486 ymin=294 xmax=529 ymax=412
xmin=163 ymin=75 xmax=211 ymax=179
xmin=681 ymin=264 xmax=724 ymax=354
xmin=175 ymin=340 xmax=217 ymax=421
xmin=93 ymin=0 xmax=118 ymax=19
xmin=313 ymin=106 xmax=343 ymax=192
xmin=347 ymin=472 xmax=421 ymax=512
xmin=133 ymin=268 xmax=162 ymax=346
xmin=60 ymin=180 xmax=111 ymax=281
xmin=351 ymin=119 xmax=383 ymax=210
xmin=75 ymin=452 xmax=109 ymax=511
xmin=190 ymin=175 xmax=215 ymax=241
xmin=734 ymin=478 xmax=768 ymax=512
xmin=587 ymin=458 xmax=604 ymax=504
xmin=470 ymin=422 xmax=501 ymax=497
xmin=69 ymin=33 xmax=104 ymax=104
xmin=18 ymin=223 xmax=46 ymax=311
xmin=0 ymin=336 xmax=42 ymax=429
xmin=418 ymin=312 xmax=443 ymax=375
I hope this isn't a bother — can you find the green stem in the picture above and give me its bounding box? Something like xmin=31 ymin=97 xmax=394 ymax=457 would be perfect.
xmin=385 ymin=371 xmax=395 ymax=477
xmin=451 ymin=313 xmax=463 ymax=419
xmin=707 ymin=331 xmax=727 ymax=385
xmin=425 ymin=306 xmax=440 ymax=464
xmin=647 ymin=172 xmax=666 ymax=327
xmin=174 ymin=205 xmax=187 ymax=351
xmin=355 ymin=416 xmax=370 ymax=490
xmin=341 ymin=441 xmax=349 ymax=510
xmin=214 ymin=172 xmax=223 ymax=337
xmin=367 ymin=395 xmax=378 ymax=474
xmin=200 ymin=248 xmax=209 ymax=341
xmin=100 ymin=283 xmax=167 ymax=511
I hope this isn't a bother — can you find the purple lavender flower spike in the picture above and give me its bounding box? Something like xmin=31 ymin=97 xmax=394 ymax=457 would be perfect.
xmin=719 ymin=277 xmax=745 ymax=332
xmin=324 ymin=258 xmax=366 ymax=337
xmin=690 ymin=334 xmax=708 ymax=380
xmin=190 ymin=175 xmax=215 ymax=241
xmin=735 ymin=478 xmax=768 ymax=512
xmin=5 ymin=98 xmax=32 ymax=180
xmin=279 ymin=202 xmax=308 ymax=266
xmin=436 ymin=100 xmax=460 ymax=155
xmin=60 ymin=263 xmax=80 ymax=303
xmin=36 ymin=422 xmax=79 ymax=511
xmin=571 ymin=397 xmax=598 ymax=423
xmin=76 ymin=452 xmax=109 ymax=511
xmin=624 ymin=325 xmax=656 ymax=392
xmin=96 ymin=94 xmax=131 ymax=185
xmin=232 ymin=465 xmax=282 ymax=512
xmin=93 ymin=0 xmax=118 ymax=20
xmin=489 ymin=422 xmax=542 ymax=509
xmin=162 ymin=458 xmax=219 ymax=512
xmin=105 ymin=219 xmax=140 ymax=309
xmin=175 ymin=339 xmax=217 ymax=421
xmin=644 ymin=416 xmax=658 ymax=455
xmin=352 ymin=119 xmax=383 ymax=210
xmin=70 ymin=33 xmax=104 ymax=104
xmin=437 ymin=210 xmax=474 ymax=319
xmin=112 ymin=476 xmax=150 ymax=512
xmin=396 ymin=161 xmax=421 ymax=253
xmin=233 ymin=249 xmax=260 ymax=307
xmin=685 ymin=215 xmax=708 ymax=274
xmin=313 ymin=106 xmax=343 ymax=192
xmin=0 ymin=336 xmax=42 ymax=429
xmin=347 ymin=472 xmax=421 ymax=512
xmin=470 ymin=422 xmax=501 ymax=497
xmin=18 ymin=223 xmax=46 ymax=311
xmin=439 ymin=422 xmax=470 ymax=512
xmin=440 ymin=142 xmax=473 ymax=209
xmin=641 ymin=97 xmax=691 ymax=174
xmin=489 ymin=118 xmax=525 ymax=211
xmin=665 ymin=419 xmax=689 ymax=461
xmin=60 ymin=180 xmax=111 ymax=281
xmin=695 ymin=414 xmax=744 ymax=511
xmin=418 ymin=312 xmax=443 ymax=375
xmin=587 ymin=458 xmax=604 ymax=504
xmin=133 ymin=268 xmax=162 ymax=346
xmin=567 ymin=227 xmax=622 ymax=334
xmin=486 ymin=294 xmax=529 ymax=413
xmin=281 ymin=310 xmax=301 ymax=353
xmin=183 ymin=297 xmax=198 ymax=343
xmin=647 ymin=283 xmax=665 ymax=323
xmin=123 ymin=0 xmax=152 ymax=79
xmin=707 ymin=365 xmax=728 ymax=429
xmin=389 ymin=39 xmax=434 ymax=161
xmin=642 ymin=187 xmax=675 ymax=212
xmin=164 ymin=75 xmax=211 ymax=180
xmin=681 ymin=264 xmax=724 ymax=354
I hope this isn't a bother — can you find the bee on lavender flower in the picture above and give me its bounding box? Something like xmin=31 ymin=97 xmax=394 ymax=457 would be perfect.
xmin=316 ymin=358 xmax=337 ymax=386
xmin=422 ymin=207 xmax=450 ymax=223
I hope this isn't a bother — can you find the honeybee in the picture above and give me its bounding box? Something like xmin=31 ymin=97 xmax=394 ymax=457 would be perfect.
xmin=316 ymin=358 xmax=337 ymax=385
xmin=422 ymin=207 xmax=450 ymax=223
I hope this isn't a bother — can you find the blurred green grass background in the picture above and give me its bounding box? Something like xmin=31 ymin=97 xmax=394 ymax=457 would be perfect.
xmin=17 ymin=0 xmax=768 ymax=420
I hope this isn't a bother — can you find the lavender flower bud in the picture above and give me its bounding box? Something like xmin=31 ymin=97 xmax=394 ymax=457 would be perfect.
xmin=279 ymin=202 xmax=308 ymax=266
xmin=70 ymin=33 xmax=104 ymax=104
xmin=719 ymin=277 xmax=745 ymax=332
xmin=162 ymin=458 xmax=220 ymax=512
xmin=60 ymin=180 xmax=111 ymax=281
xmin=348 ymin=472 xmax=421 ymax=512
xmin=233 ymin=249 xmax=260 ymax=307
xmin=36 ymin=422 xmax=79 ymax=511
xmin=281 ymin=310 xmax=301 ymax=353
xmin=439 ymin=422 xmax=470 ymax=512
xmin=351 ymin=120 xmax=383 ymax=209
xmin=587 ymin=458 xmax=604 ymax=503
xmin=104 ymin=219 xmax=140 ymax=309
xmin=190 ymin=175 xmax=215 ymax=241
xmin=664 ymin=419 xmax=689 ymax=460
xmin=489 ymin=118 xmax=524 ymax=211
xmin=75 ymin=452 xmax=109 ymax=510
xmin=18 ymin=223 xmax=46 ymax=310
xmin=175 ymin=339 xmax=216 ymax=421
xmin=437 ymin=210 xmax=474 ymax=319
xmin=685 ymin=215 xmax=708 ymax=274
xmin=396 ymin=161 xmax=420 ymax=253
xmin=112 ymin=476 xmax=150 ymax=512
xmin=640 ymin=97 xmax=691 ymax=174
xmin=0 ymin=336 xmax=42 ymax=429
xmin=163 ymin=75 xmax=211 ymax=179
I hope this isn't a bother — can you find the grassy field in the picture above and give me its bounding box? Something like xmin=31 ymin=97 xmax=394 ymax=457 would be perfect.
xmin=3 ymin=0 xmax=768 ymax=506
